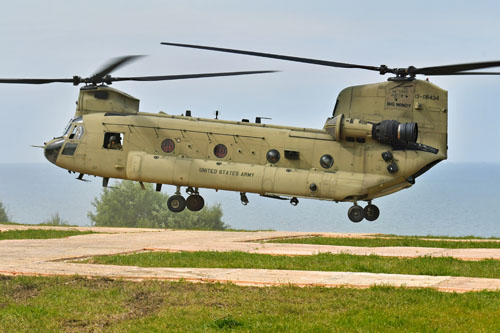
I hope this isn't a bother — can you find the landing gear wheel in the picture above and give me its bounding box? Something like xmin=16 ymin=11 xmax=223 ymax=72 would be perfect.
xmin=364 ymin=204 xmax=380 ymax=222
xmin=167 ymin=195 xmax=186 ymax=213
xmin=348 ymin=205 xmax=364 ymax=223
xmin=186 ymin=195 xmax=205 ymax=212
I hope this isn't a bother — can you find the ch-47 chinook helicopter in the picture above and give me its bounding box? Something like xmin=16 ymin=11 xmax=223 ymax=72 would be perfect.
xmin=3 ymin=45 xmax=500 ymax=223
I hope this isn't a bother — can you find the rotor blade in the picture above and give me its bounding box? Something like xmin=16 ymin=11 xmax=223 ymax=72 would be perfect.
xmin=0 ymin=78 xmax=74 ymax=84
xmin=415 ymin=60 xmax=500 ymax=75
xmin=92 ymin=55 xmax=145 ymax=80
xmin=161 ymin=42 xmax=381 ymax=72
xmin=425 ymin=71 xmax=500 ymax=76
xmin=111 ymin=70 xmax=278 ymax=82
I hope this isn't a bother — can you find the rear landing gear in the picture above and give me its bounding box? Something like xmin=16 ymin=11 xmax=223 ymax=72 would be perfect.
xmin=347 ymin=202 xmax=380 ymax=223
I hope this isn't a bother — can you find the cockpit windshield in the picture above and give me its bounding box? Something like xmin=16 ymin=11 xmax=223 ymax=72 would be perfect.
xmin=63 ymin=117 xmax=83 ymax=136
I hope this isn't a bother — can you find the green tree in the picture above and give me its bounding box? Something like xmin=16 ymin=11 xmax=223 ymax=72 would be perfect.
xmin=0 ymin=201 xmax=9 ymax=222
xmin=88 ymin=181 xmax=227 ymax=230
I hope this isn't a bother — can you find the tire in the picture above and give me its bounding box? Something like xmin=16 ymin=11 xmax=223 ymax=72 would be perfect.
xmin=186 ymin=195 xmax=205 ymax=212
xmin=364 ymin=204 xmax=380 ymax=222
xmin=167 ymin=195 xmax=186 ymax=213
xmin=348 ymin=205 xmax=364 ymax=223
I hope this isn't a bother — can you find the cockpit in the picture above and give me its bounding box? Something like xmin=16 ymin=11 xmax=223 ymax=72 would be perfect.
xmin=44 ymin=117 xmax=86 ymax=165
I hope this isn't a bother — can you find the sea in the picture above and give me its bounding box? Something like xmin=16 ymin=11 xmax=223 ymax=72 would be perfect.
xmin=0 ymin=162 xmax=498 ymax=237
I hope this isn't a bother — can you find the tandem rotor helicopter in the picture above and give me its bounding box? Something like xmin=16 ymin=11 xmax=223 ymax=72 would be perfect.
xmin=2 ymin=43 xmax=500 ymax=223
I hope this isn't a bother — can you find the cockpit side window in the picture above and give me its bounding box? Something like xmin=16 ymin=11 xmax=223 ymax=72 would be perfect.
xmin=69 ymin=125 xmax=85 ymax=140
xmin=75 ymin=126 xmax=84 ymax=140
xmin=103 ymin=132 xmax=123 ymax=150
xmin=69 ymin=126 xmax=78 ymax=139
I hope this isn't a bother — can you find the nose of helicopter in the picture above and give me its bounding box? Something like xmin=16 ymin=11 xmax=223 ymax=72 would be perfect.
xmin=44 ymin=138 xmax=64 ymax=165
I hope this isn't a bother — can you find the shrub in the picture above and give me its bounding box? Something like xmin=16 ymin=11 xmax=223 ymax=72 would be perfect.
xmin=0 ymin=201 xmax=9 ymax=222
xmin=42 ymin=213 xmax=69 ymax=226
xmin=88 ymin=181 xmax=227 ymax=230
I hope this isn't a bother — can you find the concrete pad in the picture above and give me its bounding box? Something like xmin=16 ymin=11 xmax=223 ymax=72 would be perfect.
xmin=1 ymin=225 xmax=500 ymax=292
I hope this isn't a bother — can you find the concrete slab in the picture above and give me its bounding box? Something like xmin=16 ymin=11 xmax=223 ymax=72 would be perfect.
xmin=1 ymin=225 xmax=500 ymax=292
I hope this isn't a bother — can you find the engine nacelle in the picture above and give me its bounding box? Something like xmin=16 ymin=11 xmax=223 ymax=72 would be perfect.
xmin=325 ymin=114 xmax=437 ymax=153
xmin=372 ymin=120 xmax=418 ymax=147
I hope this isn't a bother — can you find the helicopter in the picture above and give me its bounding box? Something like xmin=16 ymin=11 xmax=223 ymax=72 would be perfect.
xmin=2 ymin=45 xmax=500 ymax=223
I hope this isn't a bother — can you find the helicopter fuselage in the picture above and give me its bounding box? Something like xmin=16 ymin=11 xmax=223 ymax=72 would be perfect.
xmin=44 ymin=79 xmax=447 ymax=210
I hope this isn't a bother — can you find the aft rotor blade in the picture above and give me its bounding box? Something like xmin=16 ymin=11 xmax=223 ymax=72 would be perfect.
xmin=423 ymin=71 xmax=500 ymax=76
xmin=111 ymin=70 xmax=278 ymax=82
xmin=0 ymin=78 xmax=74 ymax=84
xmin=92 ymin=55 xmax=145 ymax=80
xmin=161 ymin=42 xmax=381 ymax=72
xmin=415 ymin=60 xmax=500 ymax=75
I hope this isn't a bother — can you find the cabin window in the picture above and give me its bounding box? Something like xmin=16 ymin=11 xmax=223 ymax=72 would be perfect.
xmin=161 ymin=139 xmax=175 ymax=153
xmin=214 ymin=144 xmax=227 ymax=158
xmin=103 ymin=132 xmax=123 ymax=150
xmin=320 ymin=154 xmax=334 ymax=169
xmin=284 ymin=150 xmax=300 ymax=160
xmin=266 ymin=149 xmax=280 ymax=164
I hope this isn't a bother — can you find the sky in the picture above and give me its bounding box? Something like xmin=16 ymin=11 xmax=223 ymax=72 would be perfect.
xmin=1 ymin=0 xmax=500 ymax=164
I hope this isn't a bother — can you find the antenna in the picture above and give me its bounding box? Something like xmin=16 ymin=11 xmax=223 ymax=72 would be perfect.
xmin=255 ymin=117 xmax=271 ymax=124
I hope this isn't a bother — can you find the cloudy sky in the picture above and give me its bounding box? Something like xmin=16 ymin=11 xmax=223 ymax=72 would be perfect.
xmin=1 ymin=0 xmax=500 ymax=164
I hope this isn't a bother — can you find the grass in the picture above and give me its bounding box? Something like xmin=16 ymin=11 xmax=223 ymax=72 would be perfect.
xmin=268 ymin=236 xmax=500 ymax=248
xmin=0 ymin=221 xmax=79 ymax=227
xmin=0 ymin=229 xmax=94 ymax=240
xmin=380 ymin=234 xmax=500 ymax=240
xmin=84 ymin=251 xmax=500 ymax=279
xmin=0 ymin=276 xmax=499 ymax=332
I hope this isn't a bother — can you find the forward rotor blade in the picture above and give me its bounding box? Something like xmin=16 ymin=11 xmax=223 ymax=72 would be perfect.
xmin=161 ymin=42 xmax=380 ymax=72
xmin=111 ymin=70 xmax=278 ymax=82
xmin=0 ymin=78 xmax=74 ymax=84
xmin=92 ymin=55 xmax=145 ymax=80
xmin=415 ymin=60 xmax=500 ymax=75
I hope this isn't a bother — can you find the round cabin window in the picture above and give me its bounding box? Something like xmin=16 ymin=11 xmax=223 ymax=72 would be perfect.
xmin=319 ymin=154 xmax=334 ymax=169
xmin=214 ymin=144 xmax=228 ymax=158
xmin=266 ymin=149 xmax=280 ymax=163
xmin=161 ymin=139 xmax=175 ymax=153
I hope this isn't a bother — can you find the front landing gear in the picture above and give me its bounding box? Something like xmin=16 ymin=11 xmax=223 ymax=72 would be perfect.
xmin=167 ymin=195 xmax=186 ymax=213
xmin=166 ymin=186 xmax=205 ymax=213
xmin=347 ymin=205 xmax=364 ymax=223
xmin=186 ymin=194 xmax=204 ymax=211
xmin=364 ymin=204 xmax=380 ymax=222
xmin=347 ymin=202 xmax=380 ymax=223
